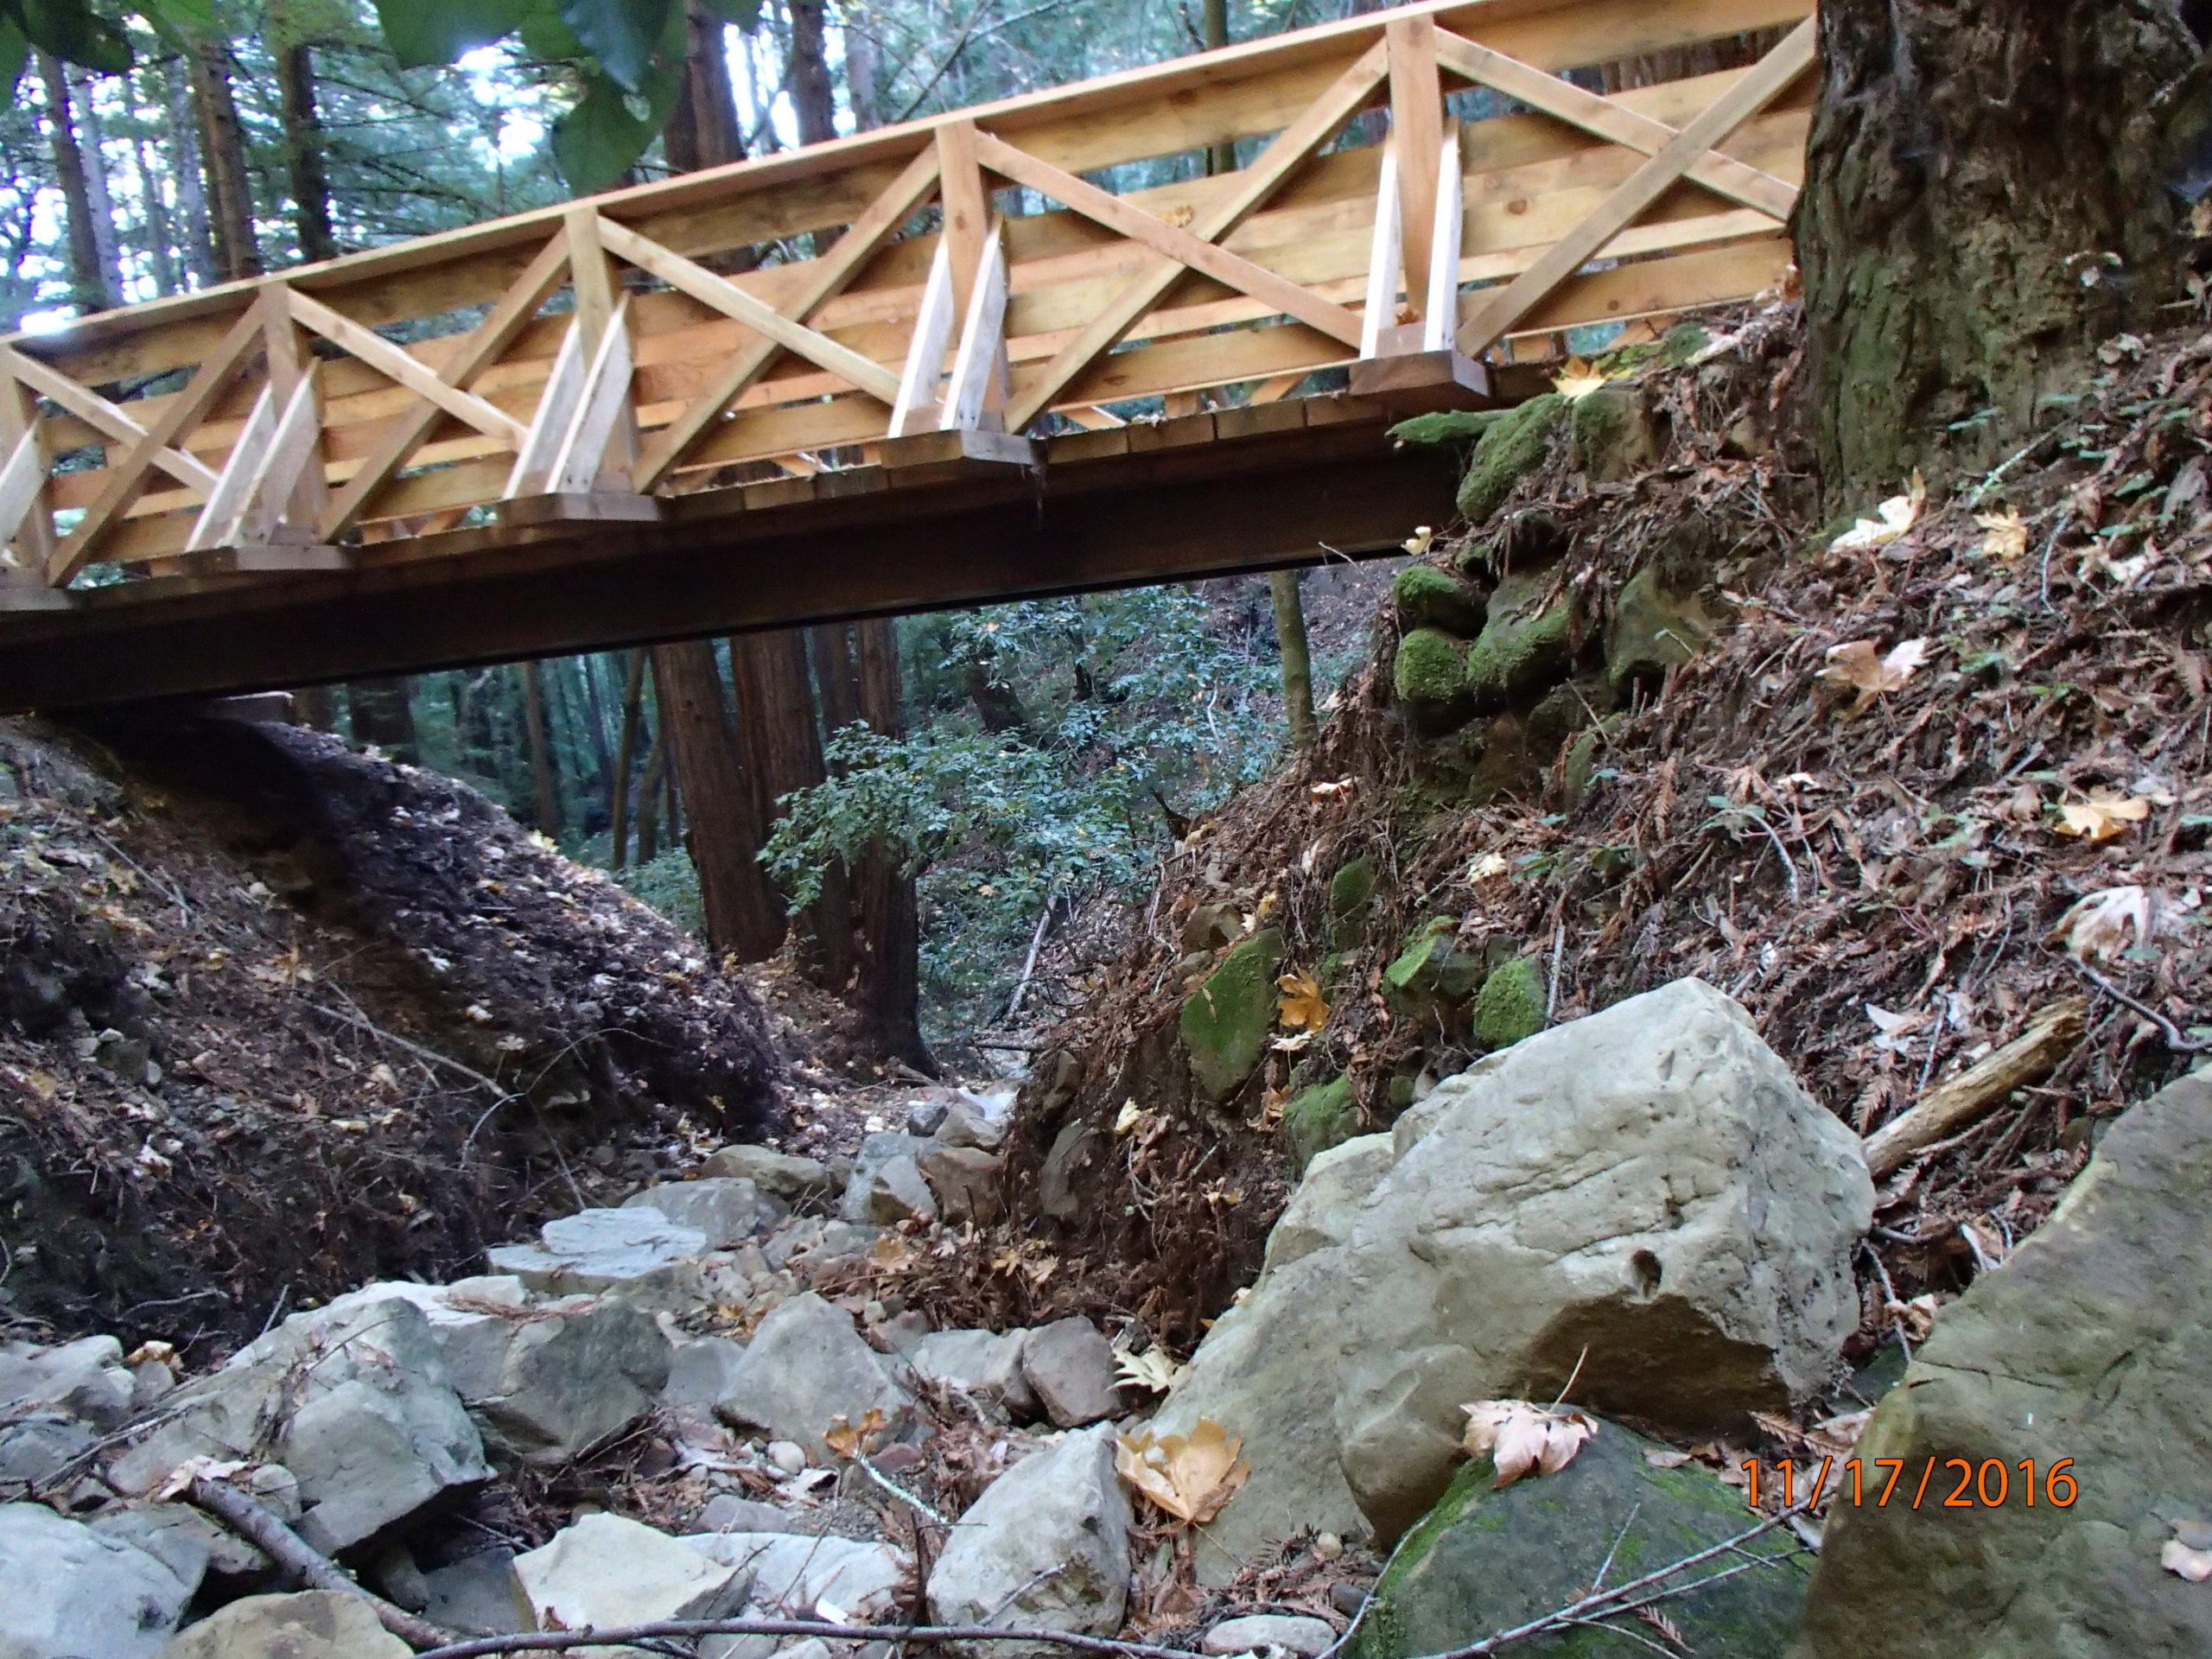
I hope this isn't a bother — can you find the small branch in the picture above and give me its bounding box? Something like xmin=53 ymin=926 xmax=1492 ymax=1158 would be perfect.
xmin=302 ymin=1000 xmax=519 ymax=1100
xmin=854 ymin=1452 xmax=953 ymax=1529
xmin=186 ymin=1475 xmax=458 ymax=1651
xmin=1862 ymin=996 xmax=2088 ymax=1179
xmin=2068 ymin=960 xmax=2212 ymax=1053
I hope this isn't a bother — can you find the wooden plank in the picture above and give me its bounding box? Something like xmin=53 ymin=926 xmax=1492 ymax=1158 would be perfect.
xmin=890 ymin=239 xmax=957 ymax=436
xmin=937 ymin=118 xmax=990 ymax=322
xmin=1423 ymin=124 xmax=1461 ymax=353
xmin=49 ymin=307 xmax=262 ymax=583
xmin=1007 ymin=39 xmax=1388 ymax=429
xmin=550 ymin=296 xmax=638 ymax=492
xmin=1433 ymin=29 xmax=1796 ymax=220
xmin=257 ymin=283 xmax=328 ymax=531
xmin=941 ymin=225 xmax=1010 ymax=432
xmin=632 ymin=144 xmax=939 ymax=487
xmin=1 ymin=344 xmax=220 ymax=493
xmin=236 ymin=370 xmax=328 ymax=547
xmin=323 ymin=233 xmax=569 ymax=537
xmin=505 ymin=320 xmax=588 ymax=498
xmin=0 ymin=429 xmax=49 ymax=556
xmin=974 ymin=132 xmax=1363 ymax=348
xmin=287 ymin=288 xmax=528 ymax=448
xmin=1359 ymin=142 xmax=1402 ymax=358
xmin=1387 ymin=15 xmax=1444 ymax=330
xmin=0 ymin=370 xmax=54 ymax=572
xmin=186 ymin=384 xmax=277 ymax=550
xmin=1456 ymin=17 xmax=1816 ymax=356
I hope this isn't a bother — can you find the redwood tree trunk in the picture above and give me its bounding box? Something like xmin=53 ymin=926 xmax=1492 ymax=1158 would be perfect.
xmin=271 ymin=26 xmax=339 ymax=264
xmin=37 ymin=54 xmax=117 ymax=312
xmin=188 ymin=40 xmax=260 ymax=280
xmin=851 ymin=618 xmax=932 ymax=1072
xmin=652 ymin=642 xmax=785 ymax=959
xmin=787 ymin=0 xmax=838 ymax=145
xmin=1797 ymin=0 xmax=2201 ymax=507
xmin=665 ymin=0 xmax=746 ymax=173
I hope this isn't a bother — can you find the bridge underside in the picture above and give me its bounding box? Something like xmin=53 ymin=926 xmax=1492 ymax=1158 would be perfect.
xmin=0 ymin=397 xmax=1456 ymax=712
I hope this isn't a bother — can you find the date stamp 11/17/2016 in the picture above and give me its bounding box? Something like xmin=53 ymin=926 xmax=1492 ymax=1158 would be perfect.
xmin=1742 ymin=1456 xmax=2079 ymax=1511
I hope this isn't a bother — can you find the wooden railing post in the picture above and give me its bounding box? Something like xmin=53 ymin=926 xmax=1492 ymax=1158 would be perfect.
xmin=0 ymin=361 xmax=55 ymax=577
xmin=936 ymin=119 xmax=989 ymax=323
xmin=1386 ymin=15 xmax=1444 ymax=335
xmin=563 ymin=204 xmax=639 ymax=485
xmin=256 ymin=283 xmax=328 ymax=535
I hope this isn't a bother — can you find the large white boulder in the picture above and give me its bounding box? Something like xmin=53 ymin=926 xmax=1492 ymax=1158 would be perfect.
xmin=926 ymin=1425 xmax=1131 ymax=1659
xmin=624 ymin=1179 xmax=783 ymax=1247
xmin=152 ymin=1592 xmax=409 ymax=1659
xmin=486 ymin=1208 xmax=709 ymax=1305
xmin=711 ymin=1294 xmax=912 ymax=1459
xmin=1155 ymin=978 xmax=1873 ymax=1573
xmin=514 ymin=1513 xmax=752 ymax=1648
xmin=0 ymin=1502 xmax=198 ymax=1659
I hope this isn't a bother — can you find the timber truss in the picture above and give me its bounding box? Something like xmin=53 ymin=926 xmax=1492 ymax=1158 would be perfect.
xmin=0 ymin=0 xmax=1815 ymax=708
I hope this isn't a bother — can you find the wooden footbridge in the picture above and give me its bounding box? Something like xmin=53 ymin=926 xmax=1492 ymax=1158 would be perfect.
xmin=0 ymin=0 xmax=1813 ymax=710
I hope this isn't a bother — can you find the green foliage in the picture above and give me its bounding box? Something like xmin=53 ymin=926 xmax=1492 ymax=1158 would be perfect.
xmin=1389 ymin=409 xmax=1509 ymax=447
xmin=1391 ymin=563 xmax=1485 ymax=635
xmin=1284 ymin=1073 xmax=1357 ymax=1172
xmin=618 ymin=849 xmax=702 ymax=938
xmin=1469 ymin=957 xmax=1544 ymax=1050
xmin=1180 ymin=927 xmax=1284 ymax=1100
xmin=1465 ymin=568 xmax=1573 ymax=710
xmin=765 ymin=587 xmax=1285 ymax=1034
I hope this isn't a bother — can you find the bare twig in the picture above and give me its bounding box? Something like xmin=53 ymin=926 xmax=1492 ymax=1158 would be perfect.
xmin=1861 ymin=995 xmax=2088 ymax=1178
xmin=302 ymin=1001 xmax=517 ymax=1100
xmin=186 ymin=1475 xmax=458 ymax=1650
xmin=854 ymin=1452 xmax=954 ymax=1529
xmin=2068 ymin=960 xmax=2212 ymax=1053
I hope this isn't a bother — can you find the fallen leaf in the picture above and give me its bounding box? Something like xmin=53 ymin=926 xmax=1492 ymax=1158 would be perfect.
xmin=1116 ymin=1419 xmax=1250 ymax=1525
xmin=1461 ymin=1399 xmax=1598 ymax=1490
xmin=1552 ymin=358 xmax=1609 ymax=403
xmin=1830 ymin=472 xmax=1926 ymax=553
xmin=1310 ymin=778 xmax=1356 ymax=800
xmin=1642 ymin=1447 xmax=1693 ymax=1469
xmin=1974 ymin=507 xmax=2029 ymax=561
xmin=1114 ymin=1099 xmax=1152 ymax=1136
xmin=2164 ymin=1541 xmax=2212 ymax=1583
xmin=2051 ymin=886 xmax=2164 ymax=960
xmin=2054 ymin=791 xmax=2151 ymax=842
xmin=1113 ymin=1346 xmax=1188 ymax=1395
xmin=1402 ymin=526 xmax=1434 ymax=556
xmin=1277 ymin=972 xmax=1330 ymax=1032
xmin=823 ymin=1407 xmax=887 ymax=1460
xmin=1817 ymin=638 xmax=1929 ymax=712
xmin=155 ymin=1456 xmax=249 ymax=1500
xmin=1469 ymin=852 xmax=1510 ymax=882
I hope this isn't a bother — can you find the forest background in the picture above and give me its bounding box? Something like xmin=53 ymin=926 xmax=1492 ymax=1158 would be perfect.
xmin=6 ymin=0 xmax=1381 ymax=1063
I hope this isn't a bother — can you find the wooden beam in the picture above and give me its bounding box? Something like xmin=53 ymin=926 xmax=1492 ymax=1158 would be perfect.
xmin=1387 ymin=15 xmax=1443 ymax=327
xmin=550 ymin=296 xmax=638 ymax=492
xmin=1359 ymin=140 xmax=1403 ymax=359
xmin=187 ymin=384 xmax=277 ymax=550
xmin=890 ymin=238 xmax=957 ymax=436
xmin=1455 ymin=17 xmax=1815 ymax=357
xmin=972 ymin=131 xmax=1363 ymax=347
xmin=235 ymin=370 xmax=327 ymax=547
xmin=0 ymin=344 xmax=219 ymax=494
xmin=1433 ymin=30 xmax=1796 ymax=220
xmin=0 ymin=429 xmax=49 ymax=557
xmin=505 ymin=319 xmax=587 ymax=498
xmin=286 ymin=288 xmax=529 ymax=448
xmin=631 ymin=144 xmax=940 ymax=488
xmin=0 ymin=363 xmax=54 ymax=572
xmin=322 ymin=234 xmax=569 ymax=537
xmin=942 ymin=225 xmax=1010 ymax=432
xmin=1006 ymin=39 xmax=1388 ymax=429
xmin=256 ymin=283 xmax=327 ymax=531
xmin=936 ymin=118 xmax=990 ymax=321
xmin=49 ymin=307 xmax=262 ymax=583
xmin=1422 ymin=124 xmax=1462 ymax=354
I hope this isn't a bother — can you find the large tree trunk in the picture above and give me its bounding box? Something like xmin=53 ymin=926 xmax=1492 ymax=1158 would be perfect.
xmin=652 ymin=642 xmax=785 ymax=959
xmin=1798 ymin=0 xmax=2202 ymax=508
xmin=188 ymin=40 xmax=260 ymax=281
xmin=37 ymin=54 xmax=118 ymax=312
xmin=346 ymin=677 xmax=419 ymax=763
xmin=787 ymin=0 xmax=839 ymax=144
xmin=666 ymin=0 xmax=746 ymax=173
xmin=270 ymin=13 xmax=340 ymax=265
xmin=1269 ymin=569 xmax=1318 ymax=749
xmin=523 ymin=660 xmax=562 ymax=837
xmin=609 ymin=650 xmax=647 ymax=870
xmin=842 ymin=619 xmax=933 ymax=1071
xmin=165 ymin=59 xmax=219 ymax=287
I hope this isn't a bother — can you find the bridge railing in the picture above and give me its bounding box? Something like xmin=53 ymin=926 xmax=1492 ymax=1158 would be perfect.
xmin=0 ymin=0 xmax=1812 ymax=597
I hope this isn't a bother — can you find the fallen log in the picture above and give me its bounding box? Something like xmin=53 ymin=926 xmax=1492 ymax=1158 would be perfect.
xmin=1862 ymin=996 xmax=2088 ymax=1180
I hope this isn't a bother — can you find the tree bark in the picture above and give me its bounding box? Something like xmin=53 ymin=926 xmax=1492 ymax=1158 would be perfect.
xmin=842 ymin=2 xmax=879 ymax=131
xmin=132 ymin=129 xmax=181 ymax=296
xmin=787 ymin=0 xmax=839 ymax=145
xmin=188 ymin=39 xmax=260 ymax=281
xmin=346 ymin=677 xmax=419 ymax=763
xmin=609 ymin=650 xmax=647 ymax=870
xmin=165 ymin=59 xmax=219 ymax=287
xmin=635 ymin=714 xmax=671 ymax=864
xmin=37 ymin=54 xmax=118 ymax=313
xmin=666 ymin=0 xmax=746 ymax=173
xmin=270 ymin=14 xmax=340 ymax=265
xmin=1268 ymin=569 xmax=1317 ymax=748
xmin=1798 ymin=0 xmax=2202 ymax=508
xmin=67 ymin=65 xmax=123 ymax=300
xmin=523 ymin=660 xmax=563 ymax=837
xmin=652 ymin=642 xmax=785 ymax=958
xmin=1203 ymin=0 xmax=1234 ymax=174
xmin=850 ymin=618 xmax=933 ymax=1071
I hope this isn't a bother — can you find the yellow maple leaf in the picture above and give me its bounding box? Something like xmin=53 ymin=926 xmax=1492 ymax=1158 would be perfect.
xmin=1831 ymin=472 xmax=1927 ymax=554
xmin=1115 ymin=1419 xmax=1250 ymax=1525
xmin=1551 ymin=358 xmax=1609 ymax=402
xmin=1276 ymin=971 xmax=1330 ymax=1031
xmin=1113 ymin=1346 xmax=1188 ymax=1395
xmin=1974 ymin=507 xmax=2029 ymax=561
xmin=2054 ymin=791 xmax=2151 ymax=842
xmin=824 ymin=1407 xmax=887 ymax=1460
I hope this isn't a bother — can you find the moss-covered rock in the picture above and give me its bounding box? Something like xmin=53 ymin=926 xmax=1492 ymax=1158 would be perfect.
xmin=1327 ymin=857 xmax=1377 ymax=950
xmin=1455 ymin=394 xmax=1565 ymax=524
xmin=1465 ymin=567 xmax=1574 ymax=711
xmin=1391 ymin=564 xmax=1487 ymax=636
xmin=1389 ymin=408 xmax=1511 ymax=447
xmin=1569 ymin=385 xmax=1661 ymax=481
xmin=1283 ymin=1074 xmax=1357 ymax=1173
xmin=1469 ymin=957 xmax=1544 ymax=1051
xmin=1179 ymin=928 xmax=1285 ymax=1100
xmin=1350 ymin=1422 xmax=1811 ymax=1659
xmin=1392 ymin=627 xmax=1474 ymax=735
xmin=1606 ymin=566 xmax=1717 ymax=698
xmin=1384 ymin=919 xmax=1483 ymax=1017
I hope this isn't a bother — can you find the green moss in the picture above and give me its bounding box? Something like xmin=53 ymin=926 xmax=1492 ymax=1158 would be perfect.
xmin=1283 ymin=1074 xmax=1357 ymax=1173
xmin=1391 ymin=628 xmax=1473 ymax=734
xmin=1391 ymin=564 xmax=1487 ymax=635
xmin=1327 ymin=856 xmax=1377 ymax=950
xmin=1605 ymin=566 xmax=1716 ymax=696
xmin=1568 ymin=385 xmax=1658 ymax=481
xmin=1470 ymin=957 xmax=1545 ymax=1051
xmin=1388 ymin=408 xmax=1510 ymax=447
xmin=1179 ymin=928 xmax=1284 ymax=1100
xmin=1385 ymin=918 xmax=1482 ymax=1016
xmin=1464 ymin=567 xmax=1574 ymax=710
xmin=1455 ymin=393 xmax=1564 ymax=524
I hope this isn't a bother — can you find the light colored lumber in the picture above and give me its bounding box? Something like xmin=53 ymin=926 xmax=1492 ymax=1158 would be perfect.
xmin=891 ymin=238 xmax=957 ymax=436
xmin=1863 ymin=998 xmax=2088 ymax=1180
xmin=550 ymin=296 xmax=637 ymax=492
xmin=942 ymin=225 xmax=1010 ymax=431
xmin=632 ymin=144 xmax=939 ymax=486
xmin=0 ymin=428 xmax=48 ymax=555
xmin=505 ymin=318 xmax=588 ymax=498
xmin=0 ymin=365 xmax=54 ymax=571
xmin=1422 ymin=123 xmax=1461 ymax=353
xmin=1456 ymin=16 xmax=1815 ymax=356
xmin=1007 ymin=38 xmax=1388 ymax=429
xmin=50 ymin=306 xmax=261 ymax=582
xmin=1433 ymin=29 xmax=1796 ymax=219
xmin=1359 ymin=140 xmax=1402 ymax=359
xmin=973 ymin=131 xmax=1363 ymax=347
xmin=324 ymin=233 xmax=569 ymax=537
xmin=1386 ymin=15 xmax=1443 ymax=330
xmin=257 ymin=283 xmax=327 ymax=530
xmin=186 ymin=384 xmax=277 ymax=550
xmin=235 ymin=369 xmax=327 ymax=546
xmin=937 ymin=118 xmax=990 ymax=321
xmin=286 ymin=288 xmax=527 ymax=448
xmin=0 ymin=344 xmax=219 ymax=493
